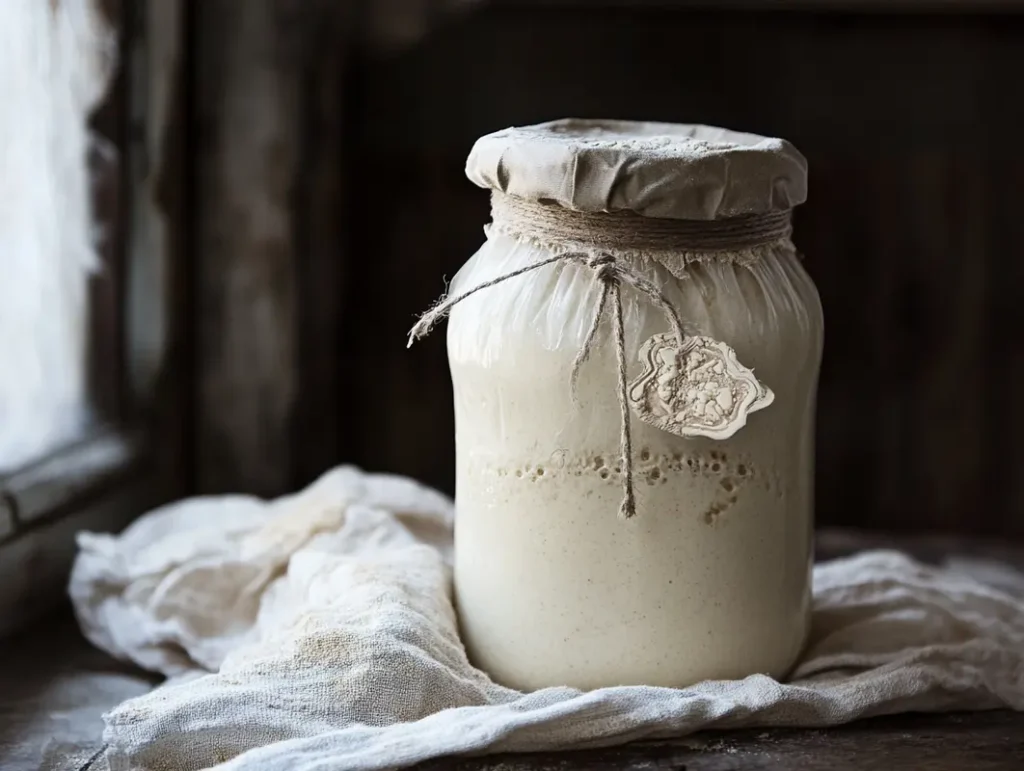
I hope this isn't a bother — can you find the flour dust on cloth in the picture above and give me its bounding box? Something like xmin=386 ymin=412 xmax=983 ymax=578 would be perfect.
xmin=71 ymin=467 xmax=1024 ymax=771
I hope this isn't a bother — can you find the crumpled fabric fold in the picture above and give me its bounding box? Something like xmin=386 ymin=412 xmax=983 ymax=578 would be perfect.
xmin=69 ymin=467 xmax=1024 ymax=771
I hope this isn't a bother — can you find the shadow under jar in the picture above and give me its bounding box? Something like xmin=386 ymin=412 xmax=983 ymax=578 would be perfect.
xmin=417 ymin=120 xmax=823 ymax=691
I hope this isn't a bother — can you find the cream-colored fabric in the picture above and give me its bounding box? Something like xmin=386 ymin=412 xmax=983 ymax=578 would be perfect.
xmin=465 ymin=119 xmax=807 ymax=221
xmin=71 ymin=468 xmax=1024 ymax=771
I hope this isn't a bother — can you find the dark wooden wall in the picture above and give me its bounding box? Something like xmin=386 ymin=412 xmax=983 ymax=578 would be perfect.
xmin=193 ymin=0 xmax=357 ymax=495
xmin=193 ymin=3 xmax=1024 ymax=538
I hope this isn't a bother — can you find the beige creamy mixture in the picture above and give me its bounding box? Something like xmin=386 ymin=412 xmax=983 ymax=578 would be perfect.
xmin=448 ymin=236 xmax=823 ymax=691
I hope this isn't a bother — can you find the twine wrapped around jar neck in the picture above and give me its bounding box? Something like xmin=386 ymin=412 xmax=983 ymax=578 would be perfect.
xmin=409 ymin=194 xmax=793 ymax=519
xmin=488 ymin=193 xmax=793 ymax=258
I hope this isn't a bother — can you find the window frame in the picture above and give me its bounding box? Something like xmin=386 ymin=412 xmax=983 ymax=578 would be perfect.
xmin=0 ymin=0 xmax=187 ymax=635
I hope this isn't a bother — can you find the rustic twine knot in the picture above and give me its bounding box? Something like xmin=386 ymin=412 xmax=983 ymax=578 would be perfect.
xmin=408 ymin=194 xmax=792 ymax=519
xmin=586 ymin=253 xmax=617 ymax=280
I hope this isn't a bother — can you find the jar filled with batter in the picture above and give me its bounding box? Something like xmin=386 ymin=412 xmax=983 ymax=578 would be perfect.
xmin=409 ymin=119 xmax=823 ymax=691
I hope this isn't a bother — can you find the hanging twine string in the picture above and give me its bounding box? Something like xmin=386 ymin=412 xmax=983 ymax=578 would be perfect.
xmin=409 ymin=250 xmax=686 ymax=518
xmin=408 ymin=194 xmax=793 ymax=518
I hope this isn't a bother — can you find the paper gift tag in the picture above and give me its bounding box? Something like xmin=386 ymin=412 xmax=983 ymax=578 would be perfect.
xmin=628 ymin=333 xmax=773 ymax=440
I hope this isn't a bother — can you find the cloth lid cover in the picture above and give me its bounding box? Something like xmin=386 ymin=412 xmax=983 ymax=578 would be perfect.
xmin=466 ymin=118 xmax=807 ymax=221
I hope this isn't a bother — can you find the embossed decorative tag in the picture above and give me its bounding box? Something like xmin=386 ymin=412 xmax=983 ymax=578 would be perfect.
xmin=628 ymin=333 xmax=773 ymax=440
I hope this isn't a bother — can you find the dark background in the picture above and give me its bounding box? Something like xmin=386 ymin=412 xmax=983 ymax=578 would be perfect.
xmin=182 ymin=1 xmax=1024 ymax=539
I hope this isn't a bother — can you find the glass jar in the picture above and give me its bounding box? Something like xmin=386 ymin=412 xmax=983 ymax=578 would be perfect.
xmin=419 ymin=120 xmax=823 ymax=691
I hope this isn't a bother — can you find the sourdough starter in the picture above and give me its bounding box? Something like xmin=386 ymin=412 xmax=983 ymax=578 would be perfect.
xmin=448 ymin=246 xmax=823 ymax=691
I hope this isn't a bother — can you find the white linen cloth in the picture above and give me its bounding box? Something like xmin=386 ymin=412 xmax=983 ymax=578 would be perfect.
xmin=70 ymin=467 xmax=1024 ymax=771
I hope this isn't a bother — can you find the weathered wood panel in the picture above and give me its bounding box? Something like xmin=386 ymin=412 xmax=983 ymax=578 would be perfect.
xmin=289 ymin=2 xmax=359 ymax=490
xmin=143 ymin=0 xmax=190 ymax=497
xmin=338 ymin=153 xmax=485 ymax=493
xmin=88 ymin=85 xmax=125 ymax=424
xmin=193 ymin=1 xmax=357 ymax=495
xmin=194 ymin=0 xmax=299 ymax=496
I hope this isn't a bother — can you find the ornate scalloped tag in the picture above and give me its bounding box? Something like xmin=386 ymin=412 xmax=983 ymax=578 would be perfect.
xmin=627 ymin=333 xmax=773 ymax=440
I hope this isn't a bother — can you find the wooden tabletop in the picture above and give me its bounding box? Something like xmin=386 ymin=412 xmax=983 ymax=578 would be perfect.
xmin=414 ymin=711 xmax=1024 ymax=770
xmin=2 ymin=529 xmax=1022 ymax=771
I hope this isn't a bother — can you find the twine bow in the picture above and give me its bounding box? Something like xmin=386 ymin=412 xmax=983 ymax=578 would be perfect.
xmin=407 ymin=251 xmax=688 ymax=519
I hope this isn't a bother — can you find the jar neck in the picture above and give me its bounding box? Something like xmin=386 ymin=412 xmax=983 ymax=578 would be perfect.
xmin=488 ymin=192 xmax=793 ymax=258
